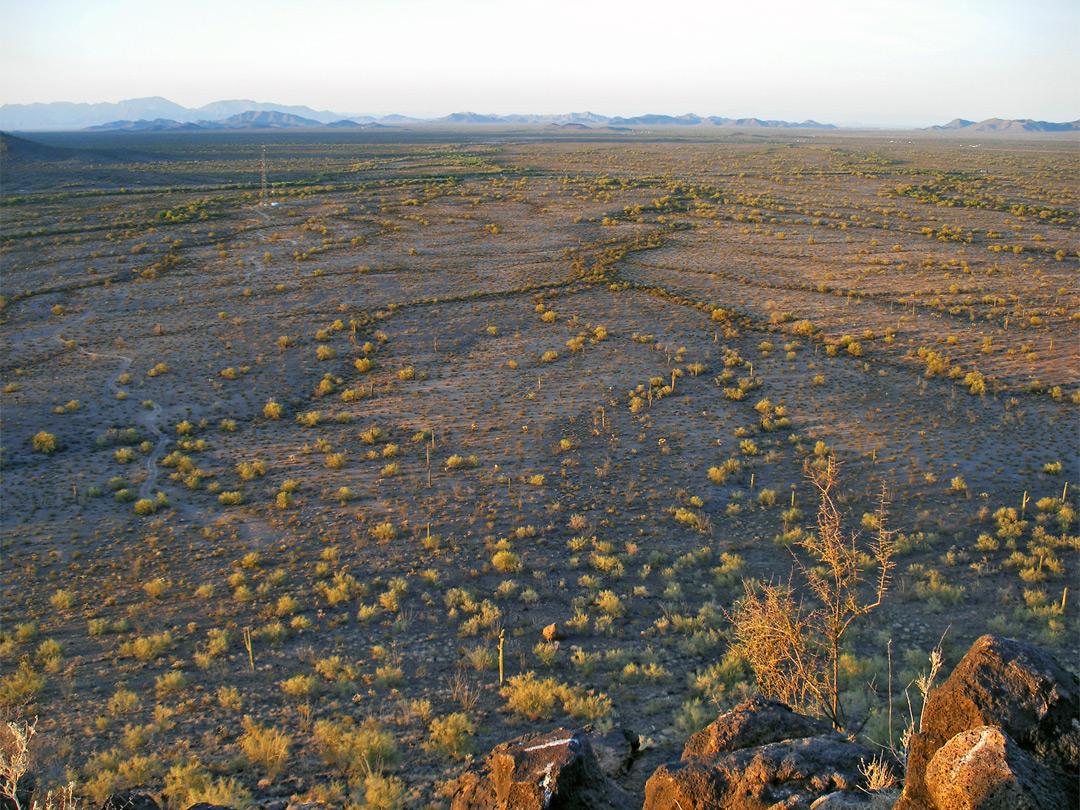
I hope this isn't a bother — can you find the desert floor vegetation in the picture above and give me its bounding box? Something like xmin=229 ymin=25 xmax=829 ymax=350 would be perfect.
xmin=0 ymin=128 xmax=1076 ymax=806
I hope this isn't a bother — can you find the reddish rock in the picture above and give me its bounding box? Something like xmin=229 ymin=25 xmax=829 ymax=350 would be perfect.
xmin=898 ymin=635 xmax=1079 ymax=810
xmin=644 ymin=734 xmax=872 ymax=810
xmin=682 ymin=696 xmax=836 ymax=759
xmin=924 ymin=726 xmax=1068 ymax=810
xmin=450 ymin=727 xmax=635 ymax=810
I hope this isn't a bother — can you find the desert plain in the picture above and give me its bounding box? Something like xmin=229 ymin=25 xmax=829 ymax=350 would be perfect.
xmin=0 ymin=127 xmax=1077 ymax=807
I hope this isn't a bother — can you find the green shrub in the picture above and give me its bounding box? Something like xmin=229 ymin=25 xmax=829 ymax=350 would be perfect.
xmin=280 ymin=674 xmax=318 ymax=698
xmin=425 ymin=713 xmax=476 ymax=759
xmin=49 ymin=589 xmax=75 ymax=611
xmin=492 ymin=550 xmax=521 ymax=573
xmin=154 ymin=671 xmax=188 ymax=696
xmin=0 ymin=662 xmax=45 ymax=706
xmin=313 ymin=717 xmax=399 ymax=778
xmin=32 ymin=432 xmax=58 ymax=454
xmin=500 ymin=672 xmax=612 ymax=726
xmin=166 ymin=759 xmax=253 ymax=810
xmin=239 ymin=716 xmax=291 ymax=781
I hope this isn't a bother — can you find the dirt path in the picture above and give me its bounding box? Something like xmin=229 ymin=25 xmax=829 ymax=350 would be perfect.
xmin=137 ymin=401 xmax=167 ymax=500
xmin=52 ymin=313 xmax=168 ymax=501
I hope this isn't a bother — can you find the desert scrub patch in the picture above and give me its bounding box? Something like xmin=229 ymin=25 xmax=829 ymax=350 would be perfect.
xmin=910 ymin=568 xmax=965 ymax=609
xmin=314 ymin=655 xmax=359 ymax=686
xmin=446 ymin=454 xmax=479 ymax=470
xmin=425 ymin=712 xmax=476 ymax=759
xmin=317 ymin=571 xmax=362 ymax=607
xmin=275 ymin=594 xmax=301 ymax=616
xmin=313 ymin=717 xmax=400 ymax=778
xmin=165 ymin=760 xmax=253 ymax=810
xmin=500 ymin=671 xmax=612 ymax=727
xmin=32 ymin=432 xmax=59 ymax=454
xmin=593 ymin=589 xmax=626 ymax=617
xmin=236 ymin=460 xmax=268 ymax=480
xmin=280 ymin=673 xmax=318 ymax=698
xmin=491 ymin=549 xmax=522 ymax=573
xmin=49 ymin=589 xmax=75 ymax=611
xmin=0 ymin=662 xmax=45 ymax=706
xmin=360 ymin=425 xmax=385 ymax=444
xmin=154 ymin=671 xmax=188 ymax=697
xmin=108 ymin=687 xmax=140 ymax=716
xmin=373 ymin=664 xmax=404 ymax=690
xmin=120 ymin=631 xmax=173 ymax=661
xmin=708 ymin=458 xmax=742 ymax=484
xmin=369 ymin=521 xmax=398 ymax=542
xmin=455 ymin=600 xmax=502 ymax=638
xmin=239 ymin=716 xmax=291 ymax=781
xmin=263 ymin=399 xmax=284 ymax=420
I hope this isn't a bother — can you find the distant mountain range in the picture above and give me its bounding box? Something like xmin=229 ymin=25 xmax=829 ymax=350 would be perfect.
xmin=0 ymin=98 xmax=838 ymax=131
xmin=922 ymin=117 xmax=1080 ymax=133
xmin=0 ymin=98 xmax=345 ymax=130
xmin=0 ymin=98 xmax=1076 ymax=133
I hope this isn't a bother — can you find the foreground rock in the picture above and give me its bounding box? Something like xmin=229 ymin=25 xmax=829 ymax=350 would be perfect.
xmin=924 ymin=726 xmax=1068 ymax=810
xmin=681 ymin=696 xmax=835 ymax=758
xmin=449 ymin=727 xmax=637 ymax=810
xmin=644 ymin=697 xmax=881 ymax=810
xmin=898 ymin=634 xmax=1079 ymax=810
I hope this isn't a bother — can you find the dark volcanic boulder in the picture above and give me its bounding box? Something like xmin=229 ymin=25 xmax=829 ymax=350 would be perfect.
xmin=682 ymin=696 xmax=836 ymax=758
xmin=450 ymin=727 xmax=636 ymax=810
xmin=898 ymin=634 xmax=1079 ymax=810
xmin=0 ymin=774 xmax=34 ymax=810
xmin=590 ymin=727 xmax=640 ymax=778
xmin=101 ymin=793 xmax=161 ymax=810
xmin=644 ymin=733 xmax=872 ymax=810
xmin=924 ymin=726 xmax=1069 ymax=810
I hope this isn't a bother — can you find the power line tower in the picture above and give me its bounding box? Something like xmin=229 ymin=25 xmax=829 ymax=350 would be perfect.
xmin=260 ymin=146 xmax=268 ymax=205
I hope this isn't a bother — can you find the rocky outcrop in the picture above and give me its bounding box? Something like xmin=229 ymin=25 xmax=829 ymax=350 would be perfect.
xmin=898 ymin=634 xmax=1079 ymax=810
xmin=923 ymin=726 xmax=1069 ymax=810
xmin=449 ymin=727 xmax=637 ymax=810
xmin=681 ymin=695 xmax=836 ymax=759
xmin=643 ymin=697 xmax=881 ymax=810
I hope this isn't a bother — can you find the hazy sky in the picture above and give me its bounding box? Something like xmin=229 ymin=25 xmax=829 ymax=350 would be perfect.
xmin=1 ymin=0 xmax=1077 ymax=126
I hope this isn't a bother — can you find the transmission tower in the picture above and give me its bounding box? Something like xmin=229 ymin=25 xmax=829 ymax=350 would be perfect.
xmin=260 ymin=147 xmax=268 ymax=205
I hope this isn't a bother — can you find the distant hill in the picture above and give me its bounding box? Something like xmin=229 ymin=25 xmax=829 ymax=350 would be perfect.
xmin=1 ymin=131 xmax=78 ymax=161
xmin=87 ymin=118 xmax=206 ymax=133
xmin=925 ymin=117 xmax=1080 ymax=133
xmin=189 ymin=100 xmax=344 ymax=124
xmin=87 ymin=111 xmax=328 ymax=132
xmin=0 ymin=131 xmax=161 ymax=167
xmin=217 ymin=110 xmax=324 ymax=129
